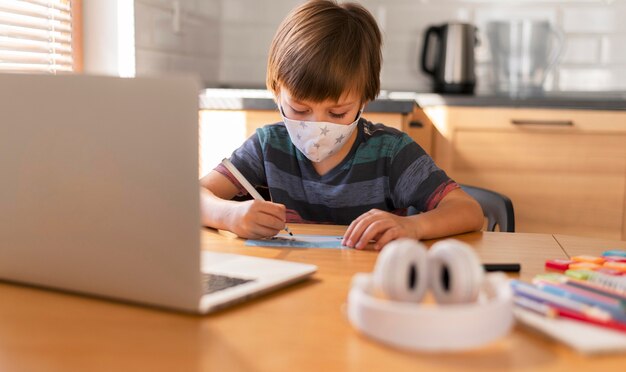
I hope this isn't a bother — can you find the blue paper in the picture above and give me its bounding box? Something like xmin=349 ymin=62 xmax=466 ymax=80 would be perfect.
xmin=245 ymin=234 xmax=346 ymax=249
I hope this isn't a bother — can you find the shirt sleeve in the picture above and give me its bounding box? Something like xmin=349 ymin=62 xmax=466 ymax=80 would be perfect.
xmin=213 ymin=131 xmax=267 ymax=197
xmin=388 ymin=134 xmax=459 ymax=212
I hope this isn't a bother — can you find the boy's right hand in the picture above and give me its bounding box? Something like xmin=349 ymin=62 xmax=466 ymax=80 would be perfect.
xmin=226 ymin=200 xmax=287 ymax=239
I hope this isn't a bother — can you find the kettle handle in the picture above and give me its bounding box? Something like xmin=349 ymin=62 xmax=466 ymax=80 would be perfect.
xmin=421 ymin=25 xmax=441 ymax=76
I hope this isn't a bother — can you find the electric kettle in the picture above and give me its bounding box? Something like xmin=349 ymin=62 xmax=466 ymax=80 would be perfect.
xmin=421 ymin=22 xmax=478 ymax=94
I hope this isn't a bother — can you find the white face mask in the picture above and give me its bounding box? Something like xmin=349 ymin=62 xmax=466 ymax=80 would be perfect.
xmin=280 ymin=106 xmax=362 ymax=163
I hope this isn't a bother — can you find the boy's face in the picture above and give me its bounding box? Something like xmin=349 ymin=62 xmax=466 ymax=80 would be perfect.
xmin=278 ymin=88 xmax=362 ymax=125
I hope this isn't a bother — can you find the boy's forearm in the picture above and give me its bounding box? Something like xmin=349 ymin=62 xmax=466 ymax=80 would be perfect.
xmin=200 ymin=187 xmax=236 ymax=230
xmin=408 ymin=198 xmax=483 ymax=240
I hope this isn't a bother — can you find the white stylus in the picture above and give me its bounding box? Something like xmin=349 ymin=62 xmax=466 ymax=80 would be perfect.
xmin=221 ymin=158 xmax=293 ymax=236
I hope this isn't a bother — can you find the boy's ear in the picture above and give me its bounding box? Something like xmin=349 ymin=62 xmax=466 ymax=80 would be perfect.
xmin=272 ymin=89 xmax=281 ymax=111
xmin=272 ymin=88 xmax=281 ymax=104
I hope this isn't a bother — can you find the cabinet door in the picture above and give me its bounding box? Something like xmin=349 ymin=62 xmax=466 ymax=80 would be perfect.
xmin=425 ymin=106 xmax=626 ymax=239
xmin=404 ymin=108 xmax=433 ymax=156
xmin=450 ymin=130 xmax=626 ymax=239
xmin=245 ymin=110 xmax=281 ymax=137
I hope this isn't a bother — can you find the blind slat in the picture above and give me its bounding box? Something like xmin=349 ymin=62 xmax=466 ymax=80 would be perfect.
xmin=0 ymin=36 xmax=71 ymax=53
xmin=0 ymin=62 xmax=72 ymax=72
xmin=0 ymin=50 xmax=72 ymax=64
xmin=0 ymin=0 xmax=74 ymax=74
xmin=0 ymin=13 xmax=72 ymax=33
xmin=0 ymin=25 xmax=71 ymax=44
xmin=0 ymin=4 xmax=71 ymax=22
xmin=27 ymin=0 xmax=71 ymax=13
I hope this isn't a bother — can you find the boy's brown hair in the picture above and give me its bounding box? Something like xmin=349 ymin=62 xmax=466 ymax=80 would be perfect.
xmin=266 ymin=0 xmax=382 ymax=104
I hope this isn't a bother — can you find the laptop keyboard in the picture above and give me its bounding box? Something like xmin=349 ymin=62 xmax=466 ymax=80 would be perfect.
xmin=201 ymin=273 xmax=254 ymax=295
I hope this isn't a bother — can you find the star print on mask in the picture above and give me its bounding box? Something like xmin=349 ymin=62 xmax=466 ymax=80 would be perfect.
xmin=335 ymin=134 xmax=345 ymax=144
xmin=320 ymin=126 xmax=330 ymax=136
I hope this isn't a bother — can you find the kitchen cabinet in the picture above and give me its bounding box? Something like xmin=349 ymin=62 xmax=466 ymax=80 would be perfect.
xmin=422 ymin=106 xmax=626 ymax=239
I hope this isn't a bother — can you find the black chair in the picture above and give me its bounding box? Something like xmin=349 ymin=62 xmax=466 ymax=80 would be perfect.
xmin=406 ymin=184 xmax=515 ymax=232
xmin=460 ymin=184 xmax=515 ymax=232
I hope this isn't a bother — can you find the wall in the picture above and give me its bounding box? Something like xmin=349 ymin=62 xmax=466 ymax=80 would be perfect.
xmin=131 ymin=0 xmax=626 ymax=91
xmin=83 ymin=0 xmax=135 ymax=77
xmin=217 ymin=0 xmax=626 ymax=93
xmin=133 ymin=0 xmax=221 ymax=85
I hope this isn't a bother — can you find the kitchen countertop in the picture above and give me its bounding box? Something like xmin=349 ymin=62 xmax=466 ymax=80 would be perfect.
xmin=406 ymin=91 xmax=626 ymax=111
xmin=200 ymin=89 xmax=626 ymax=112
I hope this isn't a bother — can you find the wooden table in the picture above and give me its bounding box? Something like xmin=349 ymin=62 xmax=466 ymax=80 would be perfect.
xmin=554 ymin=234 xmax=626 ymax=258
xmin=0 ymin=225 xmax=624 ymax=371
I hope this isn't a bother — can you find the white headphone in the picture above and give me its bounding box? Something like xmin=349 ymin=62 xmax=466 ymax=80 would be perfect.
xmin=347 ymin=238 xmax=514 ymax=352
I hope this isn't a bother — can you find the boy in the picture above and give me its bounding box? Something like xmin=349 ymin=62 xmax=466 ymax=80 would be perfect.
xmin=200 ymin=0 xmax=483 ymax=250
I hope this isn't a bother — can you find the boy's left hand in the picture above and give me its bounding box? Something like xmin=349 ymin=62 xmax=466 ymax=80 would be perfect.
xmin=342 ymin=209 xmax=417 ymax=250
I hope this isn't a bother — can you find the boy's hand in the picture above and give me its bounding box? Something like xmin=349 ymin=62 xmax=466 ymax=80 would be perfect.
xmin=226 ymin=200 xmax=287 ymax=239
xmin=342 ymin=209 xmax=417 ymax=250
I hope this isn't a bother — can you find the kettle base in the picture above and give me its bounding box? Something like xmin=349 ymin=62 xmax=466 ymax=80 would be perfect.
xmin=433 ymin=82 xmax=475 ymax=95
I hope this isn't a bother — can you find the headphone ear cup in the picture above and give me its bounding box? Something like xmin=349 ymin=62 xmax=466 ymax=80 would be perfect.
xmin=373 ymin=238 xmax=429 ymax=302
xmin=428 ymin=239 xmax=484 ymax=304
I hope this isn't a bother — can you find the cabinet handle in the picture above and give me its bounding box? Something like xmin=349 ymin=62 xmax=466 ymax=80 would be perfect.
xmin=409 ymin=120 xmax=424 ymax=128
xmin=511 ymin=119 xmax=574 ymax=126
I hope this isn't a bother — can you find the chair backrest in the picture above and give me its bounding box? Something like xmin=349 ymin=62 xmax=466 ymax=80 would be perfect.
xmin=460 ymin=184 xmax=515 ymax=232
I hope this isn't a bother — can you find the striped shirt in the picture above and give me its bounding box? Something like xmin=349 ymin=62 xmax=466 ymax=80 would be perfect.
xmin=215 ymin=118 xmax=458 ymax=224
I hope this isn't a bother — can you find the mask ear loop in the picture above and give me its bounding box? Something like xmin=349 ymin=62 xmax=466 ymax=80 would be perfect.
xmin=274 ymin=91 xmax=290 ymax=119
xmin=278 ymin=103 xmax=288 ymax=118
xmin=352 ymin=102 xmax=368 ymax=122
xmin=353 ymin=106 xmax=364 ymax=122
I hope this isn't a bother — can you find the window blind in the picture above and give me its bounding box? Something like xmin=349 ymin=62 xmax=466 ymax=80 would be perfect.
xmin=0 ymin=0 xmax=75 ymax=73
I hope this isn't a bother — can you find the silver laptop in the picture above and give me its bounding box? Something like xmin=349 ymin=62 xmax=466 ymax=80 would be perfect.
xmin=0 ymin=73 xmax=316 ymax=314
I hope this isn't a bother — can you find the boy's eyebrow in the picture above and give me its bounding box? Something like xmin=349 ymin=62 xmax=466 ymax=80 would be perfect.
xmin=331 ymin=101 xmax=357 ymax=108
xmin=290 ymin=98 xmax=357 ymax=109
xmin=289 ymin=98 xmax=307 ymax=106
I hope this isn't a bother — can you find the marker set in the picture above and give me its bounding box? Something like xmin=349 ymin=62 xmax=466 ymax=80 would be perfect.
xmin=545 ymin=250 xmax=626 ymax=275
xmin=512 ymin=249 xmax=626 ymax=334
xmin=512 ymin=271 xmax=626 ymax=333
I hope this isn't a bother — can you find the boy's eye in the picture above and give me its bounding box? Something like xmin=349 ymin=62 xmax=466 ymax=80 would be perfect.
xmin=289 ymin=106 xmax=309 ymax=115
xmin=330 ymin=112 xmax=347 ymax=119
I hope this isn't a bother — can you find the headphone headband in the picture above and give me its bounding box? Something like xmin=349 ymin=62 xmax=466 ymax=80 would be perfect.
xmin=348 ymin=272 xmax=513 ymax=351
